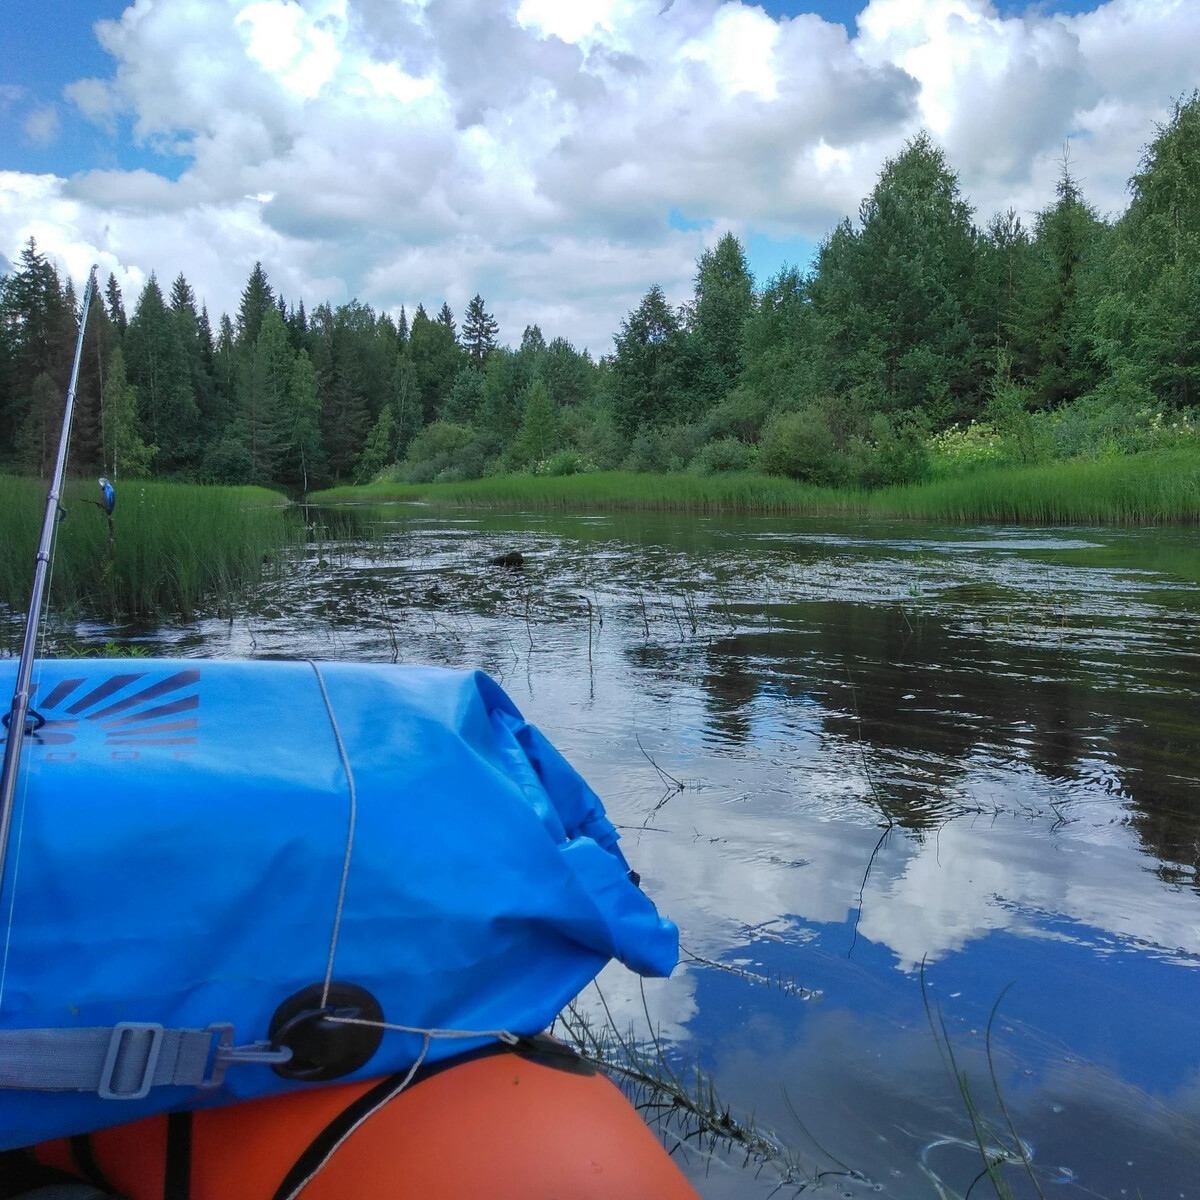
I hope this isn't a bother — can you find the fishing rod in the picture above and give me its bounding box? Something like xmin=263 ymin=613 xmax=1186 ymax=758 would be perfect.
xmin=0 ymin=264 xmax=99 ymax=897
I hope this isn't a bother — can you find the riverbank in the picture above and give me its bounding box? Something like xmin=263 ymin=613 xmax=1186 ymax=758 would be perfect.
xmin=0 ymin=478 xmax=296 ymax=619
xmin=311 ymin=449 xmax=1200 ymax=525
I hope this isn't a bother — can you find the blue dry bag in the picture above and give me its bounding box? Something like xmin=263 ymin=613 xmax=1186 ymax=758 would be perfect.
xmin=0 ymin=658 xmax=678 ymax=1148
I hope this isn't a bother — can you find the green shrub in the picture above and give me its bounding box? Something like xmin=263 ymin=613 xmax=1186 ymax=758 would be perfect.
xmin=545 ymin=448 xmax=584 ymax=476
xmin=701 ymin=389 xmax=769 ymax=444
xmin=850 ymin=412 xmax=930 ymax=487
xmin=399 ymin=421 xmax=485 ymax=483
xmin=927 ymin=420 xmax=1007 ymax=477
xmin=692 ymin=437 xmax=760 ymax=475
xmin=759 ymin=407 xmax=847 ymax=484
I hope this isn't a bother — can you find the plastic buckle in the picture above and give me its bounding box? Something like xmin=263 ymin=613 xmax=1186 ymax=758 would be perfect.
xmin=99 ymin=1022 xmax=164 ymax=1100
xmin=201 ymin=1024 xmax=292 ymax=1089
xmin=199 ymin=1023 xmax=235 ymax=1089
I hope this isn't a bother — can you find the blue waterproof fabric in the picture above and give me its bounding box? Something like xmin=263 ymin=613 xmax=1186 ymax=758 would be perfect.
xmin=0 ymin=659 xmax=678 ymax=1149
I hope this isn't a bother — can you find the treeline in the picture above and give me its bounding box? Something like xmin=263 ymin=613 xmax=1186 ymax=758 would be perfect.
xmin=2 ymin=94 xmax=1199 ymax=491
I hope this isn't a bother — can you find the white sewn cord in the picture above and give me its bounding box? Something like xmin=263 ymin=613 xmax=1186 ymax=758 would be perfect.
xmin=327 ymin=1015 xmax=519 ymax=1045
xmin=280 ymin=1034 xmax=431 ymax=1200
xmin=306 ymin=658 xmax=519 ymax=1043
xmin=308 ymin=661 xmax=356 ymax=1011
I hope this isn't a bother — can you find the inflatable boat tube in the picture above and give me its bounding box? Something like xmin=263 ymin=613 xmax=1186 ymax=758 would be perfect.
xmin=33 ymin=1038 xmax=702 ymax=1199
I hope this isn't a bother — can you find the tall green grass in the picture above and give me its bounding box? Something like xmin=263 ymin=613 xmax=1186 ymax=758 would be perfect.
xmin=0 ymin=477 xmax=299 ymax=619
xmin=312 ymin=450 xmax=1200 ymax=525
xmin=312 ymin=470 xmax=868 ymax=513
xmin=872 ymin=450 xmax=1200 ymax=524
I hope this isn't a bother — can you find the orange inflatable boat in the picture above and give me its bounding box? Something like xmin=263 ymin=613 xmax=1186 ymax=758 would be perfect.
xmin=23 ymin=1037 xmax=701 ymax=1200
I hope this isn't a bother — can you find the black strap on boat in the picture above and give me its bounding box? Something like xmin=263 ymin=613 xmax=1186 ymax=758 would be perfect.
xmin=270 ymin=1037 xmax=594 ymax=1200
xmin=162 ymin=1112 xmax=192 ymax=1200
xmin=67 ymin=1135 xmax=121 ymax=1197
xmin=0 ymin=1147 xmax=114 ymax=1199
xmin=269 ymin=1071 xmax=410 ymax=1200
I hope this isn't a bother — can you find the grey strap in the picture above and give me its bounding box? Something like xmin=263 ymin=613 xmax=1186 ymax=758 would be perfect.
xmin=0 ymin=1022 xmax=290 ymax=1099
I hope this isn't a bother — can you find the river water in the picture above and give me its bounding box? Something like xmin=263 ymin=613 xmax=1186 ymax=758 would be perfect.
xmin=68 ymin=505 xmax=1200 ymax=1196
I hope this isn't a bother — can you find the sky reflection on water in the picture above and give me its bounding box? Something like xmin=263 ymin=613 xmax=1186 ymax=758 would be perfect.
xmin=48 ymin=506 xmax=1200 ymax=1197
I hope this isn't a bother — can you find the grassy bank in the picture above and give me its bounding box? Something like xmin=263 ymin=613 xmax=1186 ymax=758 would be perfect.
xmin=0 ymin=478 xmax=299 ymax=619
xmin=311 ymin=449 xmax=1200 ymax=525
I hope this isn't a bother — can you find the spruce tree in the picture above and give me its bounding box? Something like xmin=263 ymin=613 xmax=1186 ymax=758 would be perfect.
xmin=105 ymin=273 xmax=127 ymax=336
xmin=441 ymin=365 xmax=485 ymax=424
xmin=0 ymin=239 xmax=74 ymax=449
xmin=462 ymin=294 xmax=499 ymax=368
xmin=408 ymin=305 xmax=463 ymax=422
xmin=1018 ymin=163 xmax=1104 ymax=407
xmin=233 ymin=304 xmax=293 ymax=482
xmin=123 ymin=274 xmax=199 ymax=473
xmin=611 ymin=285 xmax=687 ymax=434
xmin=236 ymin=262 xmax=275 ymax=349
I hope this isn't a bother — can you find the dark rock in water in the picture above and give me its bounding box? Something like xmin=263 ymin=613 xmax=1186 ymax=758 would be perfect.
xmin=490 ymin=551 xmax=524 ymax=569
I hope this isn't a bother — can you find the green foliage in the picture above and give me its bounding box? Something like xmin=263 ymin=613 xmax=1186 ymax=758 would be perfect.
xmin=399 ymin=419 xmax=483 ymax=483
xmin=691 ymin=233 xmax=754 ymax=406
xmin=1082 ymin=94 xmax=1200 ymax=410
xmin=544 ymin=448 xmax=584 ymax=476
xmin=236 ymin=262 xmax=275 ymax=348
xmin=692 ymin=436 xmax=760 ymax=475
xmin=101 ymin=346 xmax=155 ymax=478
xmin=441 ymin=365 xmax=485 ymax=425
xmin=6 ymin=107 xmax=1200 ymax=507
xmin=759 ymin=407 xmax=845 ymax=484
xmin=810 ymin=132 xmax=979 ymax=419
xmin=611 ymin=285 xmax=687 ymax=434
xmin=408 ymin=305 xmax=464 ymax=424
xmin=461 ymin=294 xmax=499 ymax=368
xmin=1017 ymin=164 xmax=1104 ymax=406
xmin=355 ymin=405 xmax=396 ymax=483
xmin=507 ymin=379 xmax=558 ymax=469
xmin=928 ymin=421 xmax=1007 ymax=477
xmin=623 ymin=423 xmax=703 ymax=473
xmin=278 ymin=349 xmax=323 ymax=491
xmin=232 ymin=304 xmax=293 ymax=482
xmin=124 ymin=274 xmax=200 ymax=473
xmin=701 ymin=389 xmax=769 ymax=444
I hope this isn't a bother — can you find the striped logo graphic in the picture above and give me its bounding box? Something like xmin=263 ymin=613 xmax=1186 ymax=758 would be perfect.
xmin=1 ymin=668 xmax=201 ymax=752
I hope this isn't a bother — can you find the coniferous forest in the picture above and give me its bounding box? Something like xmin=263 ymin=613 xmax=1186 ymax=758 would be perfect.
xmin=2 ymin=96 xmax=1199 ymax=495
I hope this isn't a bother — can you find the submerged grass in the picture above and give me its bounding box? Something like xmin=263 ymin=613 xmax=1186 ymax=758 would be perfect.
xmin=0 ymin=477 xmax=299 ymax=621
xmin=313 ymin=449 xmax=1200 ymax=525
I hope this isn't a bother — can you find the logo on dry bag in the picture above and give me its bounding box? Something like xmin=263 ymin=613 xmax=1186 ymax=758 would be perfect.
xmin=0 ymin=668 xmax=200 ymax=755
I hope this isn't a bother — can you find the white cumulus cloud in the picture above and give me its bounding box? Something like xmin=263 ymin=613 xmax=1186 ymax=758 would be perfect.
xmin=1 ymin=0 xmax=1197 ymax=349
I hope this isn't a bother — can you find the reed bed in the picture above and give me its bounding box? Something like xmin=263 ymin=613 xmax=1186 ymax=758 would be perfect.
xmin=0 ymin=477 xmax=299 ymax=620
xmin=313 ymin=450 xmax=1200 ymax=525
xmin=313 ymin=471 xmax=868 ymax=513
xmin=873 ymin=451 xmax=1200 ymax=524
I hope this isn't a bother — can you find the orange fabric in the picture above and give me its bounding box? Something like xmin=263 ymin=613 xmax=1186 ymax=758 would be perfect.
xmin=37 ymin=1054 xmax=700 ymax=1199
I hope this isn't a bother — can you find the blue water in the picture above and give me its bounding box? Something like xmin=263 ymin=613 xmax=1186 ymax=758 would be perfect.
xmin=56 ymin=507 xmax=1200 ymax=1197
